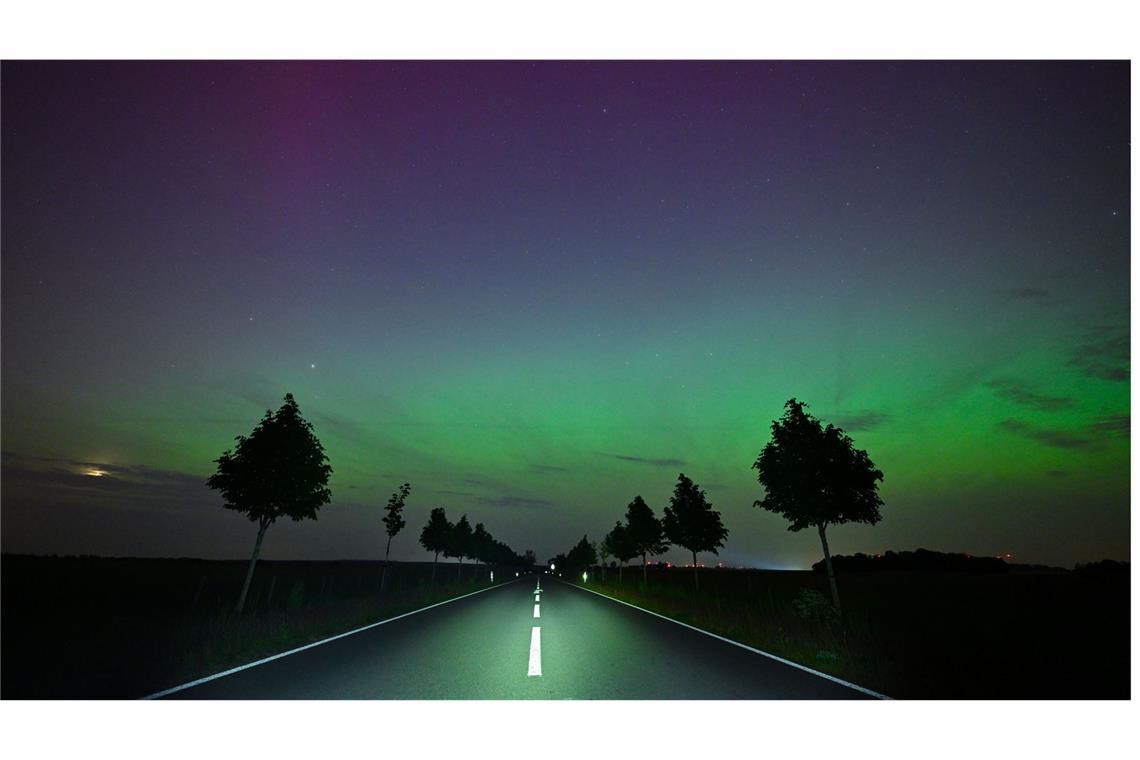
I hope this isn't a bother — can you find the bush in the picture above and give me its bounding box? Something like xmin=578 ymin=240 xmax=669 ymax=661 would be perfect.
xmin=792 ymin=588 xmax=839 ymax=626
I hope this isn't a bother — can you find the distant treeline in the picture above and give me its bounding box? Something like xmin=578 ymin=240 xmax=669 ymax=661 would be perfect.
xmin=1073 ymin=558 xmax=1130 ymax=574
xmin=807 ymin=548 xmax=1128 ymax=574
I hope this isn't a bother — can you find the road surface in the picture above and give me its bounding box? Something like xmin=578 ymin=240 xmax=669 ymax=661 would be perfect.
xmin=155 ymin=574 xmax=878 ymax=699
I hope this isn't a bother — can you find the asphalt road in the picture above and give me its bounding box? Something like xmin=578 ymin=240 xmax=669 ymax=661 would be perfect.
xmin=157 ymin=574 xmax=876 ymax=699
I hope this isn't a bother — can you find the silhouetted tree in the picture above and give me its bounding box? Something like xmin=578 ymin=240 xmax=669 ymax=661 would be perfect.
xmin=420 ymin=507 xmax=452 ymax=584
xmin=489 ymin=539 xmax=512 ymax=567
xmin=207 ymin=393 xmax=332 ymax=614
xmin=565 ymin=534 xmax=597 ymax=575
xmin=604 ymin=521 xmax=638 ymax=585
xmin=625 ymin=495 xmax=668 ymax=589
xmin=523 ymin=549 xmax=537 ymax=569
xmin=472 ymin=522 xmax=493 ymax=566
xmin=380 ymin=483 xmax=411 ymax=592
xmin=753 ymin=398 xmax=884 ymax=615
xmin=662 ymin=473 xmax=728 ymax=592
xmin=447 ymin=514 xmax=474 ymax=579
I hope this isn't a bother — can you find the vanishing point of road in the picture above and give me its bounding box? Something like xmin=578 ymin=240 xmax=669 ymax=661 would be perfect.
xmin=151 ymin=575 xmax=880 ymax=699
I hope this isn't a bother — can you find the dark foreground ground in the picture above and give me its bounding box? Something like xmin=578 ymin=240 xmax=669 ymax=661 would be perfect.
xmin=1 ymin=554 xmax=509 ymax=698
xmin=1 ymin=554 xmax=1129 ymax=698
xmin=586 ymin=562 xmax=1130 ymax=699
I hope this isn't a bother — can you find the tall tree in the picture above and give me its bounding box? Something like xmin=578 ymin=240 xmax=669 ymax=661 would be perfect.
xmin=604 ymin=521 xmax=638 ymax=585
xmin=472 ymin=522 xmax=494 ymax=579
xmin=448 ymin=514 xmax=474 ymax=579
xmin=380 ymin=483 xmax=411 ymax=592
xmin=419 ymin=507 xmax=452 ymax=584
xmin=625 ymin=495 xmax=668 ymax=588
xmin=662 ymin=473 xmax=728 ymax=592
xmin=207 ymin=393 xmax=332 ymax=614
xmin=566 ymin=534 xmax=597 ymax=573
xmin=753 ymin=398 xmax=884 ymax=615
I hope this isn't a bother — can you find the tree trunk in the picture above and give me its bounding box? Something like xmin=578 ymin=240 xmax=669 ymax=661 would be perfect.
xmin=381 ymin=534 xmax=393 ymax=593
xmin=265 ymin=575 xmax=277 ymax=611
xmin=619 ymin=563 xmax=624 ymax=585
xmin=692 ymin=550 xmax=699 ymax=592
xmin=642 ymin=552 xmax=648 ymax=589
xmin=235 ymin=518 xmax=269 ymax=614
xmin=818 ymin=523 xmax=842 ymax=616
xmin=432 ymin=551 xmax=439 ymax=584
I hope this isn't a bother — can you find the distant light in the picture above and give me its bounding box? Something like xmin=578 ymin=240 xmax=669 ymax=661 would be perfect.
xmin=550 ymin=563 xmax=555 ymax=570
xmin=490 ymin=570 xmax=494 ymax=582
xmin=515 ymin=572 xmax=519 ymax=577
xmin=83 ymin=468 xmax=107 ymax=477
xmin=582 ymin=571 xmax=587 ymax=582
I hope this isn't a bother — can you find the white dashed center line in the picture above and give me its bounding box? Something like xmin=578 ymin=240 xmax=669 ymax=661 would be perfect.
xmin=528 ymin=626 xmax=542 ymax=676
xmin=533 ymin=603 xmax=541 ymax=618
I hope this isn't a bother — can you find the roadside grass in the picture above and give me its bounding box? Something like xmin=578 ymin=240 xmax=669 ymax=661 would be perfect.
xmin=580 ymin=566 xmax=1129 ymax=699
xmin=1 ymin=555 xmax=514 ymax=698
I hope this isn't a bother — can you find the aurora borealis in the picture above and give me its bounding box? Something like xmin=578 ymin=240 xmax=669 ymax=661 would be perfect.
xmin=1 ymin=60 xmax=1129 ymax=569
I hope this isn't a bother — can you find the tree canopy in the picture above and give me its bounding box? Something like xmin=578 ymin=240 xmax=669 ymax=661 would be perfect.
xmin=625 ymin=495 xmax=668 ymax=560
xmin=420 ymin=507 xmax=452 ymax=559
xmin=565 ymin=534 xmax=598 ymax=570
xmin=604 ymin=521 xmax=638 ymax=565
xmin=662 ymin=473 xmax=728 ymax=558
xmin=383 ymin=483 xmax=410 ymax=540
xmin=448 ymin=514 xmax=474 ymax=562
xmin=752 ymin=398 xmax=884 ymax=532
xmin=472 ymin=522 xmax=493 ymax=564
xmin=207 ymin=393 xmax=332 ymax=527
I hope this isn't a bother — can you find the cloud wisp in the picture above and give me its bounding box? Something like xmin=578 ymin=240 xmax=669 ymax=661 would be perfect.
xmin=1069 ymin=329 xmax=1129 ymax=382
xmin=831 ymin=410 xmax=890 ymax=432
xmin=608 ymin=453 xmax=686 ymax=467
xmin=997 ymin=414 xmax=1129 ymax=450
xmin=986 ymin=379 xmax=1074 ymax=412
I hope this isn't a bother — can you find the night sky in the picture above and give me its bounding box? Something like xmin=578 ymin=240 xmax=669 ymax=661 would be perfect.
xmin=1 ymin=61 xmax=1129 ymax=569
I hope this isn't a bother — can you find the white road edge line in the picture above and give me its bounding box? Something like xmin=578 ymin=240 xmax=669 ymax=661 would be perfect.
xmin=533 ymin=603 xmax=541 ymax=618
xmin=565 ymin=582 xmax=890 ymax=700
xmin=528 ymin=626 xmax=542 ymax=676
xmin=141 ymin=578 xmax=522 ymax=700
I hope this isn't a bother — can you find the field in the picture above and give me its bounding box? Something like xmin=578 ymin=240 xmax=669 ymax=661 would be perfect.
xmin=1 ymin=554 xmax=1129 ymax=699
xmin=1 ymin=554 xmax=509 ymax=698
xmin=582 ymin=563 xmax=1130 ymax=699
